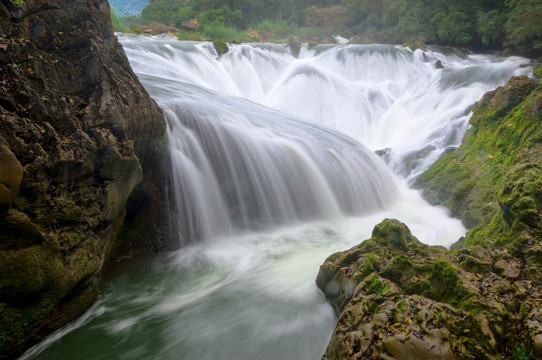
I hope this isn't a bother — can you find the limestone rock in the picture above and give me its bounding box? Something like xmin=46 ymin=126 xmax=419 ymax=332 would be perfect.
xmin=0 ymin=0 xmax=169 ymax=357
xmin=317 ymin=219 xmax=542 ymax=359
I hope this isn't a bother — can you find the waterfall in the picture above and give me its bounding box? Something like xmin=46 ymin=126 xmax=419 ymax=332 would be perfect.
xmin=119 ymin=35 xmax=530 ymax=244
xmin=22 ymin=35 xmax=532 ymax=360
xmin=121 ymin=36 xmax=411 ymax=244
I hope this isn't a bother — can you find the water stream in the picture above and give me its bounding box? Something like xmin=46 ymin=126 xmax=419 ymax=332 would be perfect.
xmin=21 ymin=35 xmax=531 ymax=359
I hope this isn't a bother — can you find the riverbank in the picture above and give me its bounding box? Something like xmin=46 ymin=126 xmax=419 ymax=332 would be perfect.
xmin=317 ymin=73 xmax=542 ymax=359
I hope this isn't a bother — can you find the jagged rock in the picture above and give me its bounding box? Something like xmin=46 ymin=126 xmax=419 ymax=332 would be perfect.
xmin=0 ymin=138 xmax=23 ymax=210
xmin=475 ymin=76 xmax=536 ymax=113
xmin=0 ymin=0 xmax=169 ymax=357
xmin=317 ymin=219 xmax=542 ymax=359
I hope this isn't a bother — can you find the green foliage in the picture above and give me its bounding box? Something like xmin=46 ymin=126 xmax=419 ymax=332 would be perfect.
xmin=432 ymin=8 xmax=474 ymax=45
xmin=201 ymin=23 xmax=248 ymax=43
xmin=110 ymin=10 xmax=127 ymax=32
xmin=504 ymin=0 xmax=542 ymax=54
xmin=118 ymin=0 xmax=541 ymax=53
xmin=477 ymin=9 xmax=507 ymax=46
xmin=199 ymin=6 xmax=243 ymax=27
xmin=256 ymin=19 xmax=298 ymax=40
xmin=141 ymin=0 xmax=189 ymax=27
xmin=514 ymin=346 xmax=530 ymax=360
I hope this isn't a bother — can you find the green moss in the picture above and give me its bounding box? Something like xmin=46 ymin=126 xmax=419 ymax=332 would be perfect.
xmin=371 ymin=219 xmax=417 ymax=250
xmin=426 ymin=259 xmax=462 ymax=303
xmin=514 ymin=347 xmax=530 ymax=360
xmin=212 ymin=39 xmax=229 ymax=56
xmin=414 ymin=152 xmax=472 ymax=214
xmin=359 ymin=254 xmax=380 ymax=278
xmin=418 ymin=78 xmax=542 ymax=250
xmin=365 ymin=275 xmax=391 ymax=295
xmin=381 ymin=254 xmax=413 ymax=283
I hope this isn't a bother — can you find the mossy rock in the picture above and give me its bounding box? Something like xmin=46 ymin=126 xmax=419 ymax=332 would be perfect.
xmin=416 ymin=76 xmax=542 ymax=251
xmin=318 ymin=218 xmax=542 ymax=359
xmin=287 ymin=36 xmax=301 ymax=58
xmin=371 ymin=218 xmax=419 ymax=250
xmin=212 ymin=39 xmax=229 ymax=56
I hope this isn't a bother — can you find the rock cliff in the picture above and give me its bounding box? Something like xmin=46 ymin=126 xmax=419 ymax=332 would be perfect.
xmin=0 ymin=0 xmax=168 ymax=357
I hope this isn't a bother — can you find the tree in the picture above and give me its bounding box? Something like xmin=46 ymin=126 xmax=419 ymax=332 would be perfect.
xmin=504 ymin=0 xmax=542 ymax=54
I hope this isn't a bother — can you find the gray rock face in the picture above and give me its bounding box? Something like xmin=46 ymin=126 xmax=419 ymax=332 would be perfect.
xmin=0 ymin=0 xmax=168 ymax=357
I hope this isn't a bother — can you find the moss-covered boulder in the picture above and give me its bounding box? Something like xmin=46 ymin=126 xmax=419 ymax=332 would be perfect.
xmin=213 ymin=39 xmax=229 ymax=56
xmin=317 ymin=219 xmax=542 ymax=360
xmin=414 ymin=76 xmax=542 ymax=251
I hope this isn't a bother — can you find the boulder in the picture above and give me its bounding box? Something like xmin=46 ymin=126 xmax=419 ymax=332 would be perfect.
xmin=317 ymin=219 xmax=542 ymax=359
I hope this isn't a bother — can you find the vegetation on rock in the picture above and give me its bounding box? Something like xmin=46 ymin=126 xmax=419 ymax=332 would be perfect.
xmin=414 ymin=75 xmax=542 ymax=254
xmin=317 ymin=219 xmax=542 ymax=359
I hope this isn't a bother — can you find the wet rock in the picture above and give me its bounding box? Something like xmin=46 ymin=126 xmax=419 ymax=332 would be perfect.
xmin=0 ymin=0 xmax=168 ymax=357
xmin=0 ymin=138 xmax=23 ymax=211
xmin=317 ymin=219 xmax=542 ymax=360
xmin=414 ymin=76 xmax=542 ymax=252
xmin=213 ymin=39 xmax=229 ymax=56
xmin=401 ymin=145 xmax=436 ymax=176
xmin=494 ymin=259 xmax=521 ymax=279
xmin=475 ymin=76 xmax=536 ymax=113
xmin=375 ymin=148 xmax=391 ymax=162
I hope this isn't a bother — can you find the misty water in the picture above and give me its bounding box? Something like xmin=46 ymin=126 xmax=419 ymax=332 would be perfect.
xmin=22 ymin=35 xmax=532 ymax=359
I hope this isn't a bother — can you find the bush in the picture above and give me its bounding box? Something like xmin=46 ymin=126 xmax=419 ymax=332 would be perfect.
xmin=110 ymin=10 xmax=126 ymax=32
xmin=201 ymin=22 xmax=248 ymax=43
xmin=256 ymin=19 xmax=297 ymax=40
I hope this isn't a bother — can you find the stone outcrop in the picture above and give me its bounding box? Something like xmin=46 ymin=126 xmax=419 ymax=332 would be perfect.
xmin=0 ymin=0 xmax=168 ymax=357
xmin=413 ymin=75 xmax=542 ymax=249
xmin=317 ymin=219 xmax=542 ymax=359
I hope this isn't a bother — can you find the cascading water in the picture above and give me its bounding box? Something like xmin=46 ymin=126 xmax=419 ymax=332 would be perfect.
xmin=22 ymin=35 xmax=532 ymax=360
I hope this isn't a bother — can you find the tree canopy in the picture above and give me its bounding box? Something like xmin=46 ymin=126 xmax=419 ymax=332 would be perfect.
xmin=116 ymin=0 xmax=542 ymax=56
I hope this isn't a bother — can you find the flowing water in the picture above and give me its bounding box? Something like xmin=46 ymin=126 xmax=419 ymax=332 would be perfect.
xmin=22 ymin=35 xmax=532 ymax=359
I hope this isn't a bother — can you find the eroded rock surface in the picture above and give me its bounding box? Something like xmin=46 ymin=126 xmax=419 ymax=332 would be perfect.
xmin=317 ymin=219 xmax=542 ymax=360
xmin=0 ymin=0 xmax=168 ymax=357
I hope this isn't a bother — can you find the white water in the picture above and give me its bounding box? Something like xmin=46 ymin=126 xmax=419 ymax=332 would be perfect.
xmin=21 ymin=35 xmax=531 ymax=359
